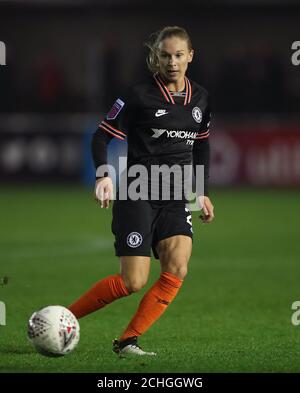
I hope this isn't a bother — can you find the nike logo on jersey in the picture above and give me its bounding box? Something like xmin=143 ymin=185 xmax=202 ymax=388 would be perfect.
xmin=155 ymin=109 xmax=169 ymax=117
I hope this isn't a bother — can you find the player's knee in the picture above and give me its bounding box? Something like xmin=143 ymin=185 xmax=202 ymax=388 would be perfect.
xmin=123 ymin=277 xmax=148 ymax=293
xmin=172 ymin=265 xmax=188 ymax=280
xmin=160 ymin=252 xmax=189 ymax=280
xmin=164 ymin=263 xmax=188 ymax=280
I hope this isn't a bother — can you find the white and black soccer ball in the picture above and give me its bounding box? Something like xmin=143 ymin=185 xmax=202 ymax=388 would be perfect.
xmin=28 ymin=305 xmax=80 ymax=357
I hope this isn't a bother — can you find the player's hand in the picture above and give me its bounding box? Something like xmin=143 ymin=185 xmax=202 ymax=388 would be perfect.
xmin=94 ymin=177 xmax=114 ymax=208
xmin=198 ymin=196 xmax=214 ymax=223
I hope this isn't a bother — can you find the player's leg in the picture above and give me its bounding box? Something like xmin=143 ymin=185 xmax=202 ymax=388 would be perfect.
xmin=113 ymin=203 xmax=193 ymax=356
xmin=67 ymin=273 xmax=129 ymax=320
xmin=113 ymin=235 xmax=191 ymax=357
xmin=120 ymin=256 xmax=151 ymax=293
xmin=118 ymin=235 xmax=191 ymax=337
xmin=68 ymin=256 xmax=150 ymax=319
xmin=112 ymin=255 xmax=158 ymax=356
xmin=158 ymin=234 xmax=192 ymax=279
xmin=68 ymin=198 xmax=153 ymax=319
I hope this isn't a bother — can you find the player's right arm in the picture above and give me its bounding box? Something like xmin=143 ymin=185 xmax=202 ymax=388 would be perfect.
xmin=94 ymin=176 xmax=114 ymax=209
xmin=91 ymin=96 xmax=129 ymax=208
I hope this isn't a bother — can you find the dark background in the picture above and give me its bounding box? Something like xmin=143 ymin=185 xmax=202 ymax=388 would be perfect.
xmin=0 ymin=1 xmax=299 ymax=115
xmin=0 ymin=0 xmax=299 ymax=186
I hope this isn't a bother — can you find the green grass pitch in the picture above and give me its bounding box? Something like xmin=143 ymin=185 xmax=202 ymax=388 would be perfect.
xmin=0 ymin=186 xmax=300 ymax=373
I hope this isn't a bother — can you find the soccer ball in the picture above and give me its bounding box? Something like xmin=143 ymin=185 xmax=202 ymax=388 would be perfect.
xmin=27 ymin=305 xmax=80 ymax=357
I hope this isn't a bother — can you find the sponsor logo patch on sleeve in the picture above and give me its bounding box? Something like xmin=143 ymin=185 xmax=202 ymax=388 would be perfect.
xmin=106 ymin=98 xmax=125 ymax=120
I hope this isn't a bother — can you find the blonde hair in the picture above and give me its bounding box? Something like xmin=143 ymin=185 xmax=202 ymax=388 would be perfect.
xmin=144 ymin=26 xmax=193 ymax=73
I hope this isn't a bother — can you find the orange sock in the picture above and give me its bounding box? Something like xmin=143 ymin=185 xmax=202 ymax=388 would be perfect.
xmin=120 ymin=271 xmax=183 ymax=341
xmin=68 ymin=274 xmax=130 ymax=319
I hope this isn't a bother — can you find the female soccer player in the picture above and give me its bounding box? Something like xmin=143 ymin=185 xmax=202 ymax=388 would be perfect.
xmin=68 ymin=26 xmax=214 ymax=356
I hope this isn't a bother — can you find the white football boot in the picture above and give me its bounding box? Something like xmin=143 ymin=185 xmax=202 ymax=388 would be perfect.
xmin=113 ymin=337 xmax=156 ymax=357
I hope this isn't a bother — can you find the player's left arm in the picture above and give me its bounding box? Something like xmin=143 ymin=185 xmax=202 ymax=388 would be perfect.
xmin=193 ymin=98 xmax=214 ymax=223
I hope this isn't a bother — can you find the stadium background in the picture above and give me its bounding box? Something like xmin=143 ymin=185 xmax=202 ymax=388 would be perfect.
xmin=0 ymin=0 xmax=300 ymax=373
